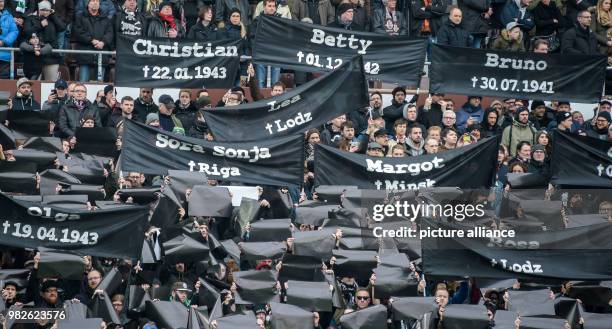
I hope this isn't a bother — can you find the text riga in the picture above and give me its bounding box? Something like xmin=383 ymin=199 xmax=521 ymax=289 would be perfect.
xmin=155 ymin=134 xmax=271 ymax=163
xmin=310 ymin=29 xmax=373 ymax=55
xmin=485 ymin=53 xmax=547 ymax=71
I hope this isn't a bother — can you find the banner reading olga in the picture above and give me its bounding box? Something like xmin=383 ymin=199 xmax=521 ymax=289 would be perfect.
xmin=430 ymin=44 xmax=606 ymax=103
xmin=120 ymin=121 xmax=304 ymax=187
xmin=115 ymin=35 xmax=241 ymax=88
xmin=314 ymin=137 xmax=499 ymax=190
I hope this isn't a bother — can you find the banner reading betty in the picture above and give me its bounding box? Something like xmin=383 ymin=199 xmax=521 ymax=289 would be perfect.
xmin=430 ymin=44 xmax=606 ymax=103
xmin=115 ymin=35 xmax=241 ymax=88
xmin=252 ymin=15 xmax=426 ymax=86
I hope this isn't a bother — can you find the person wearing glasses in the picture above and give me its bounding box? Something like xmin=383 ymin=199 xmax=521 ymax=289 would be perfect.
xmin=134 ymin=87 xmax=159 ymax=123
xmin=561 ymin=10 xmax=599 ymax=54
xmin=58 ymin=83 xmax=102 ymax=139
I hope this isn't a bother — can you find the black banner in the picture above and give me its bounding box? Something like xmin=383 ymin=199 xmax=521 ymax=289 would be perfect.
xmin=120 ymin=120 xmax=304 ymax=187
xmin=550 ymin=131 xmax=612 ymax=188
xmin=430 ymin=45 xmax=606 ymax=102
xmin=422 ymin=219 xmax=612 ymax=279
xmin=252 ymin=15 xmax=426 ymax=86
xmin=203 ymin=56 xmax=369 ymax=142
xmin=314 ymin=137 xmax=498 ymax=190
xmin=0 ymin=193 xmax=148 ymax=259
xmin=115 ymin=35 xmax=241 ymax=88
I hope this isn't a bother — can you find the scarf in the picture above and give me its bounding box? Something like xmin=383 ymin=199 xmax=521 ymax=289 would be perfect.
xmin=421 ymin=0 xmax=431 ymax=33
xmin=599 ymin=3 xmax=612 ymax=27
xmin=159 ymin=12 xmax=177 ymax=30
xmin=73 ymin=99 xmax=87 ymax=111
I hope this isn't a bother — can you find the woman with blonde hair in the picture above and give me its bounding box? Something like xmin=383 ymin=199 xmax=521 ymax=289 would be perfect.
xmin=590 ymin=0 xmax=612 ymax=61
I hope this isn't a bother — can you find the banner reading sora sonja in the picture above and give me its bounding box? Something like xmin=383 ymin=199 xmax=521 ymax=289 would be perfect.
xmin=0 ymin=192 xmax=148 ymax=259
xmin=314 ymin=137 xmax=498 ymax=190
xmin=203 ymin=56 xmax=369 ymax=142
xmin=120 ymin=121 xmax=304 ymax=187
xmin=252 ymin=15 xmax=426 ymax=86
xmin=430 ymin=44 xmax=606 ymax=103
xmin=115 ymin=35 xmax=241 ymax=88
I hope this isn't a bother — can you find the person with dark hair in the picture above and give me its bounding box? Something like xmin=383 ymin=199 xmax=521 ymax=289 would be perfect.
xmin=115 ymin=0 xmax=146 ymax=39
xmin=382 ymin=86 xmax=412 ymax=129
xmin=510 ymin=140 xmax=531 ymax=164
xmin=147 ymin=1 xmax=185 ymax=38
xmin=109 ymin=95 xmax=135 ymax=131
xmin=585 ymin=111 xmax=611 ymax=140
xmin=215 ymin=0 xmax=251 ymax=26
xmin=481 ymin=107 xmax=502 ymax=138
xmin=456 ymin=95 xmax=484 ymax=133
xmin=73 ymin=0 xmax=114 ymax=82
xmin=133 ymin=87 xmax=158 ymax=123
xmin=405 ymin=125 xmax=425 ymax=156
xmin=440 ymin=127 xmax=458 ymax=151
xmin=187 ymin=5 xmax=219 ymax=41
xmin=562 ymin=9 xmax=599 ymax=54
xmin=58 ymin=83 xmax=101 ymax=138
xmin=501 ymin=107 xmax=536 ymax=156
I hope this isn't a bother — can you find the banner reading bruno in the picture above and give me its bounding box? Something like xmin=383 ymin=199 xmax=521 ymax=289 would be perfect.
xmin=252 ymin=15 xmax=426 ymax=86
xmin=115 ymin=35 xmax=240 ymax=88
xmin=0 ymin=193 xmax=148 ymax=259
xmin=430 ymin=45 xmax=606 ymax=103
xmin=550 ymin=131 xmax=612 ymax=188
xmin=314 ymin=137 xmax=498 ymax=190
xmin=203 ymin=56 xmax=369 ymax=142
xmin=120 ymin=121 xmax=304 ymax=187
xmin=422 ymin=219 xmax=612 ymax=279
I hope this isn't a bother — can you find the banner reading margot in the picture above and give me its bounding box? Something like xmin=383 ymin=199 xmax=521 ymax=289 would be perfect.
xmin=115 ymin=35 xmax=241 ymax=88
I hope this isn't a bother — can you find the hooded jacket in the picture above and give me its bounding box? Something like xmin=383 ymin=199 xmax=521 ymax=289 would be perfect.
xmin=405 ymin=137 xmax=425 ymax=156
xmin=501 ymin=118 xmax=537 ymax=156
xmin=491 ymin=28 xmax=526 ymax=52
xmin=456 ymin=100 xmax=484 ymax=132
xmin=11 ymin=92 xmax=41 ymax=111
xmin=481 ymin=108 xmax=503 ymax=138
xmin=500 ymin=0 xmax=535 ymax=30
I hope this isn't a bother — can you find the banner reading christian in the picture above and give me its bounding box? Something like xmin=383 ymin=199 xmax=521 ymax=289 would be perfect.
xmin=203 ymin=56 xmax=369 ymax=142
xmin=252 ymin=16 xmax=426 ymax=86
xmin=550 ymin=131 xmax=612 ymax=188
xmin=430 ymin=45 xmax=606 ymax=103
xmin=314 ymin=137 xmax=498 ymax=190
xmin=0 ymin=193 xmax=148 ymax=259
xmin=115 ymin=35 xmax=241 ymax=88
xmin=120 ymin=121 xmax=304 ymax=187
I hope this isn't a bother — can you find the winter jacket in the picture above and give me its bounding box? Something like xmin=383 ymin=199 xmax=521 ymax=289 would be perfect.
xmin=53 ymin=0 xmax=75 ymax=25
xmin=481 ymin=108 xmax=502 ymax=138
xmin=458 ymin=0 xmax=490 ymax=34
xmin=73 ymin=11 xmax=114 ymax=66
xmin=585 ymin=124 xmax=609 ymax=140
xmin=214 ymin=0 xmax=251 ymax=25
xmin=419 ymin=103 xmax=444 ymax=128
xmin=23 ymin=14 xmax=65 ymax=64
xmin=254 ymin=2 xmax=292 ymax=19
xmin=42 ymin=95 xmax=70 ymax=118
xmin=436 ymin=20 xmax=472 ymax=47
xmin=500 ymin=0 xmax=535 ymax=31
xmin=288 ymin=0 xmax=335 ymax=26
xmin=58 ymin=99 xmax=102 ymax=137
xmin=408 ymin=0 xmax=450 ymax=36
xmin=174 ymin=100 xmax=197 ymax=128
xmin=491 ymin=28 xmax=526 ymax=52
xmin=221 ymin=22 xmax=243 ymax=40
xmin=501 ymin=119 xmax=537 ymax=156
xmin=146 ymin=15 xmax=186 ymax=38
xmin=532 ymin=0 xmax=566 ymax=36
xmin=187 ymin=20 xmax=220 ymax=40
xmin=0 ymin=9 xmax=19 ymax=62
xmin=372 ymin=7 xmax=408 ymax=35
xmin=75 ymin=0 xmax=116 ymax=19
xmin=561 ymin=25 xmax=599 ymax=54
xmin=405 ymin=137 xmax=425 ymax=156
xmin=456 ymin=101 xmax=484 ymax=132
xmin=115 ymin=9 xmax=146 ymax=39
xmin=589 ymin=8 xmax=611 ymax=52
xmin=382 ymin=100 xmax=407 ymax=129
xmin=19 ymin=41 xmax=52 ymax=78
xmin=133 ymin=97 xmax=159 ymax=123
xmin=566 ymin=0 xmax=596 ymax=27
xmin=11 ymin=93 xmax=40 ymax=110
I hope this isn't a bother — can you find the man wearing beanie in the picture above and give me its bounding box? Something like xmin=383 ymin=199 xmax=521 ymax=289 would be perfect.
xmin=502 ymin=106 xmax=537 ymax=156
xmin=529 ymin=100 xmax=554 ymax=130
xmin=328 ymin=3 xmax=355 ymax=29
xmin=157 ymin=94 xmax=185 ymax=134
xmin=381 ymin=86 xmax=417 ymax=129
xmin=528 ymin=144 xmax=550 ymax=178
xmin=23 ymin=0 xmax=65 ymax=80
xmin=585 ymin=111 xmax=611 ymax=140
xmin=555 ymin=111 xmax=573 ymax=132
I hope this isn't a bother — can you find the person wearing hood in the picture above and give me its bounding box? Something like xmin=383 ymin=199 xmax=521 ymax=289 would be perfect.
xmin=528 ymin=143 xmax=550 ymax=178
xmin=187 ymin=5 xmax=220 ymax=41
xmin=481 ymin=107 xmax=503 ymax=138
xmin=73 ymin=0 xmax=114 ymax=82
xmin=501 ymin=106 xmax=537 ymax=156
xmin=492 ymin=22 xmax=526 ymax=52
xmin=10 ymin=78 xmax=41 ymax=111
xmin=372 ymin=0 xmax=408 ymax=35
xmin=328 ymin=3 xmax=356 ymax=29
xmin=0 ymin=0 xmax=18 ymax=78
xmin=436 ymin=7 xmax=471 ymax=47
xmin=585 ymin=111 xmax=611 ymax=139
xmin=382 ymin=86 xmax=412 ymax=129
xmin=23 ymin=0 xmax=66 ymax=80
xmin=147 ymin=1 xmax=185 ymax=38
xmin=114 ymin=0 xmax=146 ymax=40
xmin=404 ymin=125 xmax=425 ymax=156
xmin=529 ymin=100 xmax=554 ymax=130
xmin=456 ymin=95 xmax=484 ymax=133
xmin=58 ymin=83 xmax=102 ymax=138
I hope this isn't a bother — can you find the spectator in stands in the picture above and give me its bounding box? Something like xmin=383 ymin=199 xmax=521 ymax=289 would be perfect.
xmin=328 ymin=3 xmax=356 ymax=29
xmin=372 ymin=0 xmax=407 ymax=35
xmin=585 ymin=112 xmax=611 ymax=139
xmin=502 ymin=107 xmax=536 ymax=156
xmin=382 ymin=86 xmax=408 ymax=129
xmin=500 ymin=0 xmax=534 ymax=34
xmin=436 ymin=7 xmax=471 ymax=47
xmin=590 ymin=0 xmax=612 ymax=57
xmin=222 ymin=8 xmax=246 ymax=41
xmin=96 ymin=84 xmax=115 ymax=126
xmin=215 ymin=0 xmax=250 ymax=27
xmin=492 ymin=22 xmax=526 ymax=51
xmin=10 ymin=77 xmax=40 ymax=110
xmin=366 ymin=141 xmax=385 ymax=157
xmin=43 ymin=79 xmax=69 ymax=113
xmin=441 ymin=110 xmax=457 ymax=130
xmin=528 ymin=143 xmax=550 ymax=176
xmin=427 ymin=125 xmax=441 ymax=141
xmin=405 ymin=125 xmax=425 ymax=156
xmin=481 ymin=108 xmax=502 ymax=138
xmin=250 ymin=0 xmax=281 ymax=87
xmin=75 ymin=0 xmax=115 ymax=19
xmin=133 ymin=87 xmax=158 ymax=123
xmin=254 ymin=0 xmax=292 ymax=18
xmin=147 ymin=2 xmax=185 ymax=38
xmin=0 ymin=0 xmax=18 ymax=79
xmin=392 ymin=118 xmax=408 ymax=146
xmin=58 ymin=83 xmax=102 ymax=139
xmin=458 ymin=0 xmax=491 ymax=48
xmin=456 ymin=95 xmax=484 ymax=133
xmin=23 ymin=0 xmax=65 ymax=81
xmin=157 ymin=94 xmax=185 ymax=134
xmin=424 ymin=136 xmax=439 ymax=154
xmin=417 ymin=93 xmax=444 ymax=129
xmin=403 ymin=103 xmax=427 ymax=133
xmin=73 ymin=0 xmax=114 ymax=82
xmin=529 ymin=100 xmax=554 ymax=130
xmin=321 ymin=114 xmax=346 ymax=145
xmin=287 ymin=0 xmax=335 ymax=25
xmin=110 ymin=96 xmax=135 ymax=132
xmin=52 ymin=0 xmax=73 ymax=52
xmin=115 ymin=0 xmax=146 ymax=39
xmin=19 ymin=31 xmax=52 ymax=79
xmin=467 ymin=123 xmax=481 ymax=141
xmin=532 ymin=0 xmax=566 ymax=39
xmin=533 ymin=38 xmax=550 ymax=53
xmin=348 ymin=0 xmax=369 ymax=31
xmin=562 ymin=10 xmax=599 ymax=54
xmin=440 ymin=127 xmax=458 ymax=150
xmin=510 ymin=140 xmax=531 ymax=164
xmin=174 ymin=89 xmax=197 ymax=128
xmin=567 ymin=0 xmax=597 ymax=27
xmin=187 ymin=5 xmax=220 ymax=41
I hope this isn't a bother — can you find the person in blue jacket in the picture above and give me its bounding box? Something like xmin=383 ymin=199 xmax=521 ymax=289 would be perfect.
xmin=500 ymin=0 xmax=535 ymax=33
xmin=0 ymin=0 xmax=19 ymax=78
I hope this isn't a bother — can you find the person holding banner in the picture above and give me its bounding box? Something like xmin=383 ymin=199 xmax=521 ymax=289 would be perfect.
xmin=249 ymin=0 xmax=282 ymax=87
